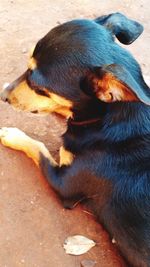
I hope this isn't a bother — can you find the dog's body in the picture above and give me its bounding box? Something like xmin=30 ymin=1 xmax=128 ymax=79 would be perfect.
xmin=0 ymin=13 xmax=150 ymax=266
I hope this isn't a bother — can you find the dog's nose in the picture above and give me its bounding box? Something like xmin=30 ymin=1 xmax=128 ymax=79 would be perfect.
xmin=0 ymin=71 xmax=29 ymax=103
xmin=0 ymin=90 xmax=9 ymax=102
xmin=0 ymin=82 xmax=13 ymax=102
xmin=0 ymin=92 xmax=8 ymax=102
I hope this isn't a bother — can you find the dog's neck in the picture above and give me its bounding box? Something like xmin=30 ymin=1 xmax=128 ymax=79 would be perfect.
xmin=70 ymin=98 xmax=106 ymax=125
xmin=64 ymin=102 xmax=150 ymax=154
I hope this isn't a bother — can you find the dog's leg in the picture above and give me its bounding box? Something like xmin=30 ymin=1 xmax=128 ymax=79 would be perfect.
xmin=0 ymin=127 xmax=83 ymax=204
xmin=0 ymin=127 xmax=57 ymax=167
xmin=39 ymin=153 xmax=85 ymax=204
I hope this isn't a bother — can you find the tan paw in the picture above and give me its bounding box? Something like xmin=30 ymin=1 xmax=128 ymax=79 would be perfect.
xmin=0 ymin=127 xmax=28 ymax=149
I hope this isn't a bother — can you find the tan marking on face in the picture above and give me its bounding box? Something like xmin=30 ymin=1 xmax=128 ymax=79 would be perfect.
xmin=94 ymin=73 xmax=138 ymax=103
xmin=6 ymin=80 xmax=73 ymax=118
xmin=0 ymin=127 xmax=57 ymax=167
xmin=50 ymin=93 xmax=73 ymax=108
xmin=28 ymin=57 xmax=37 ymax=70
xmin=50 ymin=93 xmax=73 ymax=118
xmin=59 ymin=146 xmax=74 ymax=166
xmin=8 ymin=81 xmax=59 ymax=113
xmin=54 ymin=106 xmax=73 ymax=118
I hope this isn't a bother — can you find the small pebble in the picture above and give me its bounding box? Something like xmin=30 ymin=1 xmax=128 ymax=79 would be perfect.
xmin=22 ymin=47 xmax=28 ymax=54
xmin=56 ymin=21 xmax=61 ymax=25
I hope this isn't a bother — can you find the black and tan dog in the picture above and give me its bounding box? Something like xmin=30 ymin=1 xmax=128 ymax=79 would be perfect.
xmin=0 ymin=13 xmax=150 ymax=267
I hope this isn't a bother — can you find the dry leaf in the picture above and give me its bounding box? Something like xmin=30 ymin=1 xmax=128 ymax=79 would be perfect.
xmin=81 ymin=259 xmax=97 ymax=267
xmin=63 ymin=235 xmax=96 ymax=255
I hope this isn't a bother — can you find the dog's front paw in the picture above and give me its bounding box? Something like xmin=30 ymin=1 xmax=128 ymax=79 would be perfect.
xmin=0 ymin=127 xmax=56 ymax=166
xmin=0 ymin=127 xmax=28 ymax=149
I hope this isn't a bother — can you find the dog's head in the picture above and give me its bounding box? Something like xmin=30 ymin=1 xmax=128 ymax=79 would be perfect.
xmin=1 ymin=12 xmax=149 ymax=118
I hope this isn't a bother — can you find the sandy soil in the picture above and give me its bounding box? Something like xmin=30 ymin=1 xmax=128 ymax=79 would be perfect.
xmin=0 ymin=1 xmax=149 ymax=266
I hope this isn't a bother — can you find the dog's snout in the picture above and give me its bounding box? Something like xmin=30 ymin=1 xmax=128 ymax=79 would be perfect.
xmin=0 ymin=90 xmax=10 ymax=102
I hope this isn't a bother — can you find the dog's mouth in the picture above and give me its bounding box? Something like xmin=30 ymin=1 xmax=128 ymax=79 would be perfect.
xmin=0 ymin=70 xmax=73 ymax=118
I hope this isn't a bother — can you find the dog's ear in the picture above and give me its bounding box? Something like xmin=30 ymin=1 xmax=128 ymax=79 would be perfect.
xmin=83 ymin=64 xmax=150 ymax=105
xmin=95 ymin=13 xmax=143 ymax=45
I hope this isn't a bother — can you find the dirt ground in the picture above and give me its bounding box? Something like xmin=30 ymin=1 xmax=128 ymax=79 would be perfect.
xmin=0 ymin=1 xmax=149 ymax=267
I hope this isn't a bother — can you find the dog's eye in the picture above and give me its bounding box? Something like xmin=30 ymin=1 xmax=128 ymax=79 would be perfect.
xmin=26 ymin=75 xmax=49 ymax=97
xmin=35 ymin=88 xmax=49 ymax=97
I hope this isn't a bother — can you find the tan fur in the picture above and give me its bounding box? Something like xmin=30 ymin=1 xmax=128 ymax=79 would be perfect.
xmin=0 ymin=128 xmax=74 ymax=168
xmin=59 ymin=146 xmax=74 ymax=166
xmin=7 ymin=80 xmax=73 ymax=118
xmin=0 ymin=128 xmax=57 ymax=167
xmin=93 ymin=73 xmax=138 ymax=103
xmin=29 ymin=45 xmax=36 ymax=58
xmin=28 ymin=57 xmax=37 ymax=70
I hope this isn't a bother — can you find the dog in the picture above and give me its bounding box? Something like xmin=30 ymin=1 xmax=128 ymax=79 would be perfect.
xmin=0 ymin=12 xmax=150 ymax=266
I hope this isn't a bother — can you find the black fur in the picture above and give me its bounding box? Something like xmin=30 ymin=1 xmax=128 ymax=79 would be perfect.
xmin=19 ymin=13 xmax=150 ymax=266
